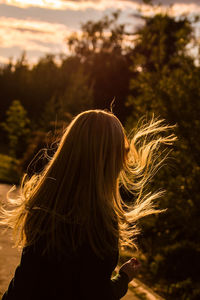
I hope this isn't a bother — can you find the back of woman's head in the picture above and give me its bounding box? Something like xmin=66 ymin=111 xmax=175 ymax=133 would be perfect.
xmin=0 ymin=109 xmax=176 ymax=258
xmin=31 ymin=110 xmax=127 ymax=254
xmin=53 ymin=109 xmax=126 ymax=199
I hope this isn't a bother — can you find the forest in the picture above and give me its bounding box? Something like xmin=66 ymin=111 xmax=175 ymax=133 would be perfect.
xmin=0 ymin=8 xmax=200 ymax=299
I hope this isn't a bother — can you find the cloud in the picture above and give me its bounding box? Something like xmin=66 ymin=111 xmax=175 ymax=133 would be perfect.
xmin=0 ymin=0 xmax=107 ymax=10
xmin=1 ymin=0 xmax=200 ymax=17
xmin=114 ymin=0 xmax=200 ymax=17
xmin=138 ymin=2 xmax=200 ymax=17
xmin=0 ymin=17 xmax=70 ymax=61
xmin=0 ymin=1 xmax=138 ymax=63
xmin=0 ymin=3 xmax=105 ymax=29
xmin=0 ymin=55 xmax=10 ymax=64
xmin=13 ymin=27 xmax=50 ymax=34
xmin=153 ymin=0 xmax=200 ymax=5
xmin=120 ymin=0 xmax=200 ymax=4
xmin=1 ymin=0 xmax=200 ymax=64
xmin=0 ymin=0 xmax=157 ymax=11
xmin=0 ymin=0 xmax=69 ymax=10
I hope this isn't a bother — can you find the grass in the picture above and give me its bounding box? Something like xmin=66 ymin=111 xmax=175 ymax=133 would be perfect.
xmin=0 ymin=154 xmax=20 ymax=184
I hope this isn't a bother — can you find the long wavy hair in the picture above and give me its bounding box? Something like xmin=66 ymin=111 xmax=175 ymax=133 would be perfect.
xmin=0 ymin=110 xmax=176 ymax=258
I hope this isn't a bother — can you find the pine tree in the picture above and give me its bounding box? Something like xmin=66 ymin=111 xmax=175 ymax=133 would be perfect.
xmin=1 ymin=100 xmax=30 ymax=157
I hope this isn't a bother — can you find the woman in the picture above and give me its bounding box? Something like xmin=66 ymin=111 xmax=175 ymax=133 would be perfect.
xmin=0 ymin=109 xmax=176 ymax=299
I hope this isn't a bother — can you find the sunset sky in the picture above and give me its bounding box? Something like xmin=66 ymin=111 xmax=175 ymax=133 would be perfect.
xmin=0 ymin=0 xmax=200 ymax=64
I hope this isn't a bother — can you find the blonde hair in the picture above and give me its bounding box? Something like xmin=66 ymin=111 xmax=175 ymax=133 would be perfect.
xmin=0 ymin=110 xmax=176 ymax=258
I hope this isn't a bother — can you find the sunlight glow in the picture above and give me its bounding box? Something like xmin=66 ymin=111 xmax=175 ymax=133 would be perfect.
xmin=0 ymin=0 xmax=145 ymax=11
xmin=1 ymin=0 xmax=200 ymax=15
xmin=1 ymin=0 xmax=67 ymax=9
xmin=0 ymin=55 xmax=9 ymax=64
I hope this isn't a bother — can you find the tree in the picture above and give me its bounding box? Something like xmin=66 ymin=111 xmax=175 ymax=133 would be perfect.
xmin=28 ymin=55 xmax=60 ymax=123
xmin=126 ymin=13 xmax=200 ymax=298
xmin=126 ymin=14 xmax=193 ymax=120
xmin=59 ymin=66 xmax=94 ymax=116
xmin=1 ymin=100 xmax=30 ymax=158
xmin=67 ymin=11 xmax=133 ymax=122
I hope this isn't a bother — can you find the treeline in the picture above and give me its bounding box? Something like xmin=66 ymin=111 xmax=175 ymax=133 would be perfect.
xmin=0 ymin=11 xmax=200 ymax=299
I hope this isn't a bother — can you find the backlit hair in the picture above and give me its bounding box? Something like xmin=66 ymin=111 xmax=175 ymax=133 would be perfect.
xmin=0 ymin=110 xmax=176 ymax=258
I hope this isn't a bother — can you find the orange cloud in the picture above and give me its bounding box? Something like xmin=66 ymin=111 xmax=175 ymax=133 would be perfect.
xmin=1 ymin=0 xmax=200 ymax=14
xmin=0 ymin=17 xmax=70 ymax=53
xmin=0 ymin=0 xmax=153 ymax=11
xmin=1 ymin=0 xmax=200 ymax=64
xmin=0 ymin=0 xmax=103 ymax=10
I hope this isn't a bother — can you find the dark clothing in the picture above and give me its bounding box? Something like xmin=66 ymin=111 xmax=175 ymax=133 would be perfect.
xmin=2 ymin=238 xmax=129 ymax=300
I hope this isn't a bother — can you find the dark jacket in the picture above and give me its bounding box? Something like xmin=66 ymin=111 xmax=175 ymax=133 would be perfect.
xmin=2 ymin=237 xmax=129 ymax=300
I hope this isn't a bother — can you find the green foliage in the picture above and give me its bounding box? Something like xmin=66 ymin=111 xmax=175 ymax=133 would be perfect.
xmin=0 ymin=154 xmax=19 ymax=184
xmin=28 ymin=55 xmax=61 ymax=122
xmin=67 ymin=11 xmax=132 ymax=122
xmin=1 ymin=100 xmax=30 ymax=158
xmin=126 ymin=13 xmax=200 ymax=299
xmin=59 ymin=66 xmax=94 ymax=116
xmin=126 ymin=14 xmax=193 ymax=122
